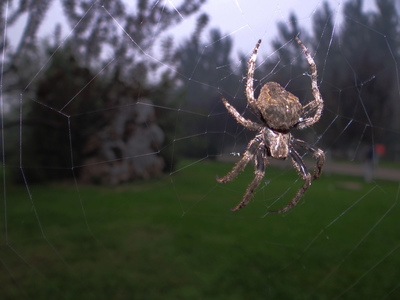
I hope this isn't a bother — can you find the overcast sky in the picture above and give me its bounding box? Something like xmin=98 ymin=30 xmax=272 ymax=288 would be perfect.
xmin=8 ymin=0 xmax=380 ymax=62
xmin=173 ymin=0 xmax=380 ymax=56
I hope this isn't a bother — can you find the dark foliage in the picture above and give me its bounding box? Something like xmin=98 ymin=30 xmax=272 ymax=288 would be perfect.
xmin=259 ymin=0 xmax=400 ymax=159
xmin=18 ymin=47 xmax=106 ymax=182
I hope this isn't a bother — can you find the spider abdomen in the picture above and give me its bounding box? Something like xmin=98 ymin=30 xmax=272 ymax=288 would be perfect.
xmin=257 ymin=82 xmax=303 ymax=130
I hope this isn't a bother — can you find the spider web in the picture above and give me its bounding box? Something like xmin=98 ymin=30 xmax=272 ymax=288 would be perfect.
xmin=1 ymin=0 xmax=400 ymax=299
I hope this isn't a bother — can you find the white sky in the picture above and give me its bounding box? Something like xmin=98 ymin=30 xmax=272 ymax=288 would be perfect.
xmin=7 ymin=0 xmax=379 ymax=60
xmin=172 ymin=0 xmax=381 ymax=56
xmin=176 ymin=0 xmax=343 ymax=53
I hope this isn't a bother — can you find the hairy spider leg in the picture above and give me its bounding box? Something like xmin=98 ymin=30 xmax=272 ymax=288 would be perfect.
xmin=231 ymin=144 xmax=268 ymax=211
xmin=295 ymin=36 xmax=324 ymax=129
xmin=269 ymin=147 xmax=312 ymax=214
xmin=217 ymin=135 xmax=262 ymax=184
xmin=245 ymin=39 xmax=264 ymax=120
xmin=292 ymin=138 xmax=325 ymax=180
xmin=221 ymin=97 xmax=261 ymax=131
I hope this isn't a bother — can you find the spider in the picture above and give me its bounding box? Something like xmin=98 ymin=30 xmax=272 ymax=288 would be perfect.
xmin=217 ymin=36 xmax=325 ymax=214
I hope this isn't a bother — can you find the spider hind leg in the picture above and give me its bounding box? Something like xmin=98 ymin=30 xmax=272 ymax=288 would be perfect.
xmin=293 ymin=138 xmax=325 ymax=180
xmin=231 ymin=146 xmax=268 ymax=211
xmin=268 ymin=147 xmax=312 ymax=214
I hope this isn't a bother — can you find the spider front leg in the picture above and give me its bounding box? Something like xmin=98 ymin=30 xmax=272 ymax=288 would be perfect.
xmin=221 ymin=97 xmax=261 ymax=131
xmin=217 ymin=134 xmax=262 ymax=183
xmin=269 ymin=147 xmax=311 ymax=214
xmin=295 ymin=36 xmax=324 ymax=129
xmin=231 ymin=145 xmax=268 ymax=211
xmin=246 ymin=39 xmax=264 ymax=120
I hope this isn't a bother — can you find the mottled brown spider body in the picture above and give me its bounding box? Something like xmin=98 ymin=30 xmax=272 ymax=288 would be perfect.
xmin=218 ymin=37 xmax=325 ymax=214
xmin=257 ymin=82 xmax=303 ymax=131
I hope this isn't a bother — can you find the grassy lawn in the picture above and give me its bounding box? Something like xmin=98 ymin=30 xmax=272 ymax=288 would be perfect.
xmin=1 ymin=160 xmax=399 ymax=299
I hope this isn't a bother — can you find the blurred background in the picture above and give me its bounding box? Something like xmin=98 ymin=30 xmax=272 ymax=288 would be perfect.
xmin=1 ymin=0 xmax=400 ymax=299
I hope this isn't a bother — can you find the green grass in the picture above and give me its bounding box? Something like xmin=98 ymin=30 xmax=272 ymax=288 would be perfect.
xmin=1 ymin=160 xmax=399 ymax=299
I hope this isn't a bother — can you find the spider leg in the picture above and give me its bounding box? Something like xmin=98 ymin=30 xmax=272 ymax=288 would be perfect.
xmin=231 ymin=145 xmax=268 ymax=211
xmin=269 ymin=147 xmax=312 ymax=214
xmin=221 ymin=97 xmax=261 ymax=131
xmin=217 ymin=135 xmax=262 ymax=183
xmin=246 ymin=39 xmax=264 ymax=120
xmin=292 ymin=138 xmax=325 ymax=180
xmin=295 ymin=36 xmax=324 ymax=130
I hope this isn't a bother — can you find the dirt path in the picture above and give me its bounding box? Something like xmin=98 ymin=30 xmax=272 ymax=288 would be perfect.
xmin=323 ymin=161 xmax=400 ymax=182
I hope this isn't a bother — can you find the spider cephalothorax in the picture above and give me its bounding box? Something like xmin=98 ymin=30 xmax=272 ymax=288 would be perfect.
xmin=217 ymin=37 xmax=325 ymax=214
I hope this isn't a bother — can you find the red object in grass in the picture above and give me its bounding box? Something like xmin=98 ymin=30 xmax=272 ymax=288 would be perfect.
xmin=375 ymin=144 xmax=386 ymax=156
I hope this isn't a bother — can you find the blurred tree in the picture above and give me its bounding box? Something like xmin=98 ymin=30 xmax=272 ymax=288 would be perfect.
xmin=174 ymin=15 xmax=238 ymax=158
xmin=338 ymin=0 xmax=399 ymax=156
xmin=19 ymin=46 xmax=106 ymax=182
xmin=1 ymin=0 xmax=205 ymax=74
xmin=310 ymin=1 xmax=345 ymax=151
xmin=262 ymin=0 xmax=400 ymax=159
xmin=2 ymin=0 xmax=207 ymax=182
xmin=1 ymin=0 xmax=52 ymax=74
